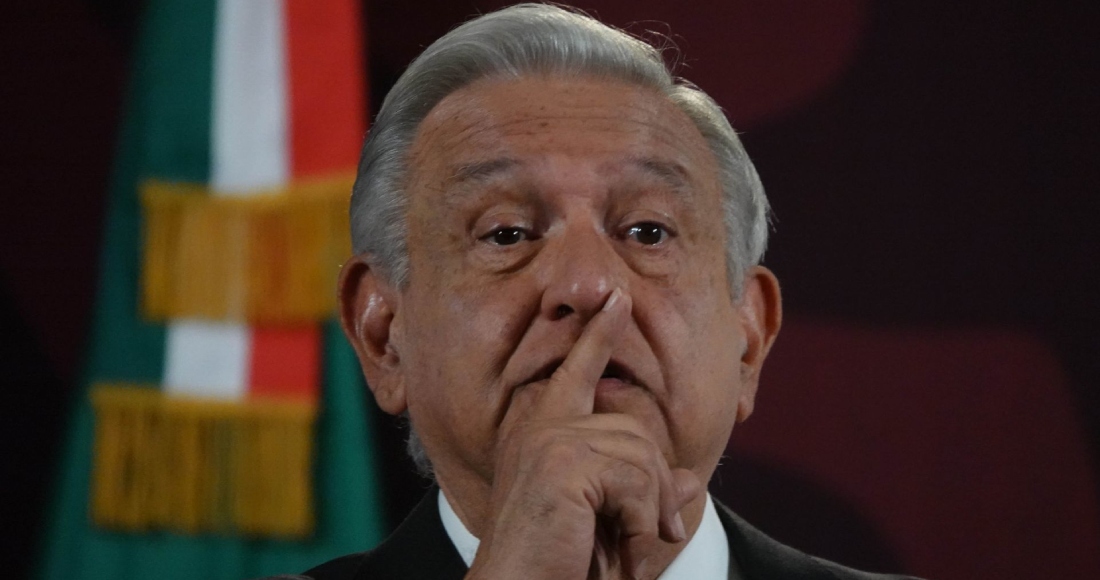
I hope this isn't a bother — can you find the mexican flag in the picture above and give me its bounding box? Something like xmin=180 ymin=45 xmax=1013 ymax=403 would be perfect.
xmin=37 ymin=0 xmax=384 ymax=578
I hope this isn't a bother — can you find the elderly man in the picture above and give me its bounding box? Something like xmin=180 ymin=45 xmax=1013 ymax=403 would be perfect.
xmin=293 ymin=4 xmax=914 ymax=580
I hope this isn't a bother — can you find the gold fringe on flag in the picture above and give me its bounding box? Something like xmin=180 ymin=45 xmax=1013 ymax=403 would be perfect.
xmin=141 ymin=175 xmax=355 ymax=324
xmin=90 ymin=384 xmax=318 ymax=538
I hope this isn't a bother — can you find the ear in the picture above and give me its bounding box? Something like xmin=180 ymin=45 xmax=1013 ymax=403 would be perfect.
xmin=735 ymin=265 xmax=783 ymax=423
xmin=337 ymin=254 xmax=408 ymax=416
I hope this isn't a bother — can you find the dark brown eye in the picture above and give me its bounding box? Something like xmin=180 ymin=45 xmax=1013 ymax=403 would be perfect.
xmin=485 ymin=227 xmax=527 ymax=246
xmin=626 ymin=222 xmax=668 ymax=245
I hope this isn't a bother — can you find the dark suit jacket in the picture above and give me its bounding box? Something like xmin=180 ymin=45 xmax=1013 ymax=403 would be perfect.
xmin=292 ymin=488 xmax=918 ymax=580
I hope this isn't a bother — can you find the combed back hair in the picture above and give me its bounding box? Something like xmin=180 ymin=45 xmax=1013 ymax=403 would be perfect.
xmin=349 ymin=3 xmax=771 ymax=479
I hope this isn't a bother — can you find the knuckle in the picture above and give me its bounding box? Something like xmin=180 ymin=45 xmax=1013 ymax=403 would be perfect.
xmin=541 ymin=435 xmax=587 ymax=466
xmin=639 ymin=437 xmax=661 ymax=463
xmin=613 ymin=462 xmax=654 ymax=498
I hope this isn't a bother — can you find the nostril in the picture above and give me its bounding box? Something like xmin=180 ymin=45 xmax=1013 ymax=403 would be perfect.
xmin=554 ymin=304 xmax=574 ymax=319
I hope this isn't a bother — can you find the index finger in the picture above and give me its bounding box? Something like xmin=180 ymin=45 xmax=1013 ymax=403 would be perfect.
xmin=532 ymin=288 xmax=632 ymax=419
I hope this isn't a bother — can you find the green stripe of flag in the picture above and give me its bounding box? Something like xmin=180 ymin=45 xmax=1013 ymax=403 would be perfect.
xmin=37 ymin=0 xmax=216 ymax=576
xmin=36 ymin=0 xmax=386 ymax=576
xmin=88 ymin=0 xmax=218 ymax=384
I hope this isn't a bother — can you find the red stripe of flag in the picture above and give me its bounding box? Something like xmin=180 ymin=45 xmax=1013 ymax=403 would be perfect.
xmin=247 ymin=0 xmax=369 ymax=402
xmin=286 ymin=0 xmax=367 ymax=178
xmin=249 ymin=325 xmax=321 ymax=401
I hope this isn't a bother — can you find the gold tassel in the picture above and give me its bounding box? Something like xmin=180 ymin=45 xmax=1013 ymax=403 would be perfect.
xmin=90 ymin=384 xmax=318 ymax=537
xmin=141 ymin=175 xmax=355 ymax=324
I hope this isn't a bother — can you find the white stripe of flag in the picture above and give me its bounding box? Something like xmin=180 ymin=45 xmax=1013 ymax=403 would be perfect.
xmin=163 ymin=0 xmax=289 ymax=400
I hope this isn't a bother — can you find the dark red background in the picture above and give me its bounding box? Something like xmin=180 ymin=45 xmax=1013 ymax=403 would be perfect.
xmin=3 ymin=1 xmax=1098 ymax=578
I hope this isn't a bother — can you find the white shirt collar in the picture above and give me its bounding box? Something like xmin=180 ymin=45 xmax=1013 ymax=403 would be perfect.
xmin=438 ymin=489 xmax=730 ymax=580
xmin=437 ymin=489 xmax=480 ymax=566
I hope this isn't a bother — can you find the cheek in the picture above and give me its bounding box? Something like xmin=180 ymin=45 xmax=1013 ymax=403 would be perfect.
xmin=402 ymin=260 xmax=537 ymax=403
xmin=667 ymin=306 xmax=741 ymax=407
xmin=650 ymin=256 xmax=738 ymax=363
xmin=399 ymin=267 xmax=540 ymax=478
xmin=652 ymin=269 xmax=742 ymax=457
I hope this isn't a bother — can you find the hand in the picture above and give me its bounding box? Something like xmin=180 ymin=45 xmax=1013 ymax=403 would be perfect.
xmin=464 ymin=289 xmax=703 ymax=580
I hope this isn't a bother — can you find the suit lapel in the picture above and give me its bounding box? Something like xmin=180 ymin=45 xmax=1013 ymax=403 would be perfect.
xmin=354 ymin=487 xmax=468 ymax=580
xmin=715 ymin=499 xmax=838 ymax=580
xmin=360 ymin=488 xmax=464 ymax=576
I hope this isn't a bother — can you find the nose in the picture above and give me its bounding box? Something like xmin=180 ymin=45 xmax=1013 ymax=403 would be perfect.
xmin=539 ymin=224 xmax=626 ymax=323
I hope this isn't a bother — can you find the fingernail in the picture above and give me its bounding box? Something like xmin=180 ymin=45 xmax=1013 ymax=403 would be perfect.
xmin=633 ymin=556 xmax=649 ymax=579
xmin=602 ymin=288 xmax=622 ymax=312
xmin=672 ymin=513 xmax=687 ymax=542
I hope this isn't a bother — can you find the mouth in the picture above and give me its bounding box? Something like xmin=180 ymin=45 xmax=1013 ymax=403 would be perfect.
xmin=523 ymin=358 xmax=641 ymax=388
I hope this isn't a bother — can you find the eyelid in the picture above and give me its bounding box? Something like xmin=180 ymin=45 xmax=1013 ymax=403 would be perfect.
xmin=473 ymin=211 xmax=541 ymax=248
xmin=474 ymin=211 xmax=526 ymax=233
xmin=618 ymin=210 xmax=679 ymax=236
xmin=480 ymin=226 xmax=529 ymax=246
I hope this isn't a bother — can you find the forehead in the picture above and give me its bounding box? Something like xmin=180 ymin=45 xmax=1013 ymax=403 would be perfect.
xmin=406 ymin=75 xmax=718 ymax=191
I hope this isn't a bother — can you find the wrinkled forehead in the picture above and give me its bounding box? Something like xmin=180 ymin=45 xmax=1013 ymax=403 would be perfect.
xmin=405 ymin=75 xmax=720 ymax=195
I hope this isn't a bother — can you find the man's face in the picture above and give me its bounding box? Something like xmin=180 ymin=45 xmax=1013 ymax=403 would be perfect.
xmin=388 ymin=75 xmax=755 ymax=491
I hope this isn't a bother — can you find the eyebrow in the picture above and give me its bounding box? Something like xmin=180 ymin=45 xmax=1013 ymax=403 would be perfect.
xmin=439 ymin=154 xmax=695 ymax=203
xmin=446 ymin=157 xmax=521 ymax=186
xmin=624 ymin=155 xmax=692 ymax=193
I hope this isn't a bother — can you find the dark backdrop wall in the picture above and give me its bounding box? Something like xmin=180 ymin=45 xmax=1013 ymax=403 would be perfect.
xmin=3 ymin=1 xmax=1097 ymax=578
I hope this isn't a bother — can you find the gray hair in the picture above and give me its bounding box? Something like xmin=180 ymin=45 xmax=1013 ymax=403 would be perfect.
xmin=350 ymin=4 xmax=771 ymax=479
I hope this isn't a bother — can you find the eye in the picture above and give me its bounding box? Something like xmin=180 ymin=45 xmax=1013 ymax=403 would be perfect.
xmin=482 ymin=227 xmax=528 ymax=246
xmin=626 ymin=222 xmax=670 ymax=245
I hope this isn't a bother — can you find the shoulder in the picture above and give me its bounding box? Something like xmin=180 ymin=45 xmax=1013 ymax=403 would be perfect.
xmin=808 ymin=555 xmax=921 ymax=580
xmin=714 ymin=499 xmax=922 ymax=580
